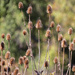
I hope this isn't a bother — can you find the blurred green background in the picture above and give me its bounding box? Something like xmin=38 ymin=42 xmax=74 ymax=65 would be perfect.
xmin=0 ymin=0 xmax=75 ymax=74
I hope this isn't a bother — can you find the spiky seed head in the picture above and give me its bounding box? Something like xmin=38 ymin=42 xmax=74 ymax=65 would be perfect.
xmin=61 ymin=39 xmax=67 ymax=48
xmin=58 ymin=34 xmax=63 ymax=41
xmin=24 ymin=64 xmax=29 ymax=69
xmin=4 ymin=66 xmax=8 ymax=72
xmin=28 ymin=21 xmax=33 ymax=29
xmin=18 ymin=2 xmax=23 ymax=9
xmin=5 ymin=51 xmax=10 ymax=59
xmin=27 ymin=5 xmax=32 ymax=14
xmin=6 ymin=33 xmax=11 ymax=40
xmin=69 ymin=42 xmax=74 ymax=51
xmin=72 ymin=65 xmax=75 ymax=72
xmin=1 ymin=33 xmax=5 ymax=39
xmin=56 ymin=24 xmax=61 ymax=32
xmin=73 ymin=38 xmax=75 ymax=43
xmin=10 ymin=57 xmax=15 ymax=66
xmin=2 ymin=60 xmax=5 ymax=66
xmin=0 ymin=41 xmax=4 ymax=51
xmin=26 ymin=49 xmax=31 ymax=56
xmin=23 ymin=30 xmax=27 ymax=35
xmin=19 ymin=56 xmax=23 ymax=65
xmin=24 ymin=58 xmax=29 ymax=65
xmin=35 ymin=19 xmax=42 ymax=29
xmin=45 ymin=29 xmax=51 ymax=38
xmin=44 ymin=61 xmax=49 ymax=68
xmin=50 ymin=21 xmax=54 ymax=28
xmin=23 ymin=56 xmax=26 ymax=61
xmin=68 ymin=28 xmax=73 ymax=35
xmin=53 ymin=57 xmax=58 ymax=64
xmin=47 ymin=4 xmax=52 ymax=14
xmin=13 ymin=67 xmax=19 ymax=75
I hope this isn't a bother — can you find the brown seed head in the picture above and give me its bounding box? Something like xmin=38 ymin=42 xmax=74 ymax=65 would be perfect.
xmin=72 ymin=65 xmax=75 ymax=72
xmin=69 ymin=42 xmax=74 ymax=51
xmin=13 ymin=67 xmax=19 ymax=75
xmin=47 ymin=4 xmax=52 ymax=14
xmin=23 ymin=56 xmax=26 ymax=61
xmin=68 ymin=28 xmax=73 ymax=35
xmin=5 ymin=51 xmax=10 ymax=59
xmin=4 ymin=66 xmax=8 ymax=72
xmin=56 ymin=24 xmax=61 ymax=32
xmin=35 ymin=19 xmax=42 ymax=29
xmin=61 ymin=39 xmax=67 ymax=48
xmin=44 ymin=61 xmax=49 ymax=68
xmin=50 ymin=21 xmax=54 ymax=28
xmin=10 ymin=57 xmax=15 ymax=66
xmin=27 ymin=5 xmax=32 ymax=14
xmin=23 ymin=30 xmax=27 ymax=35
xmin=24 ymin=64 xmax=29 ymax=69
xmin=2 ymin=60 xmax=5 ymax=66
xmin=18 ymin=2 xmax=23 ymax=9
xmin=26 ymin=49 xmax=31 ymax=56
xmin=19 ymin=56 xmax=23 ymax=65
xmin=1 ymin=33 xmax=5 ymax=39
xmin=58 ymin=34 xmax=63 ymax=41
xmin=0 ymin=41 xmax=4 ymax=51
xmin=73 ymin=38 xmax=75 ymax=43
xmin=24 ymin=58 xmax=29 ymax=65
xmin=45 ymin=29 xmax=51 ymax=38
xmin=6 ymin=33 xmax=11 ymax=40
xmin=28 ymin=21 xmax=33 ymax=29
xmin=53 ymin=57 xmax=58 ymax=64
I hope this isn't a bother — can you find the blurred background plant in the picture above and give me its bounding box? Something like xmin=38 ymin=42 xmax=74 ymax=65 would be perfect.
xmin=0 ymin=0 xmax=75 ymax=75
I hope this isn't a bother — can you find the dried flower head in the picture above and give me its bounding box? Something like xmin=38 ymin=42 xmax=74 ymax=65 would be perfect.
xmin=23 ymin=30 xmax=27 ymax=35
xmin=35 ymin=19 xmax=42 ymax=29
xmin=56 ymin=24 xmax=61 ymax=32
xmin=18 ymin=2 xmax=23 ymax=9
xmin=2 ymin=60 xmax=5 ymax=66
xmin=6 ymin=33 xmax=11 ymax=40
xmin=24 ymin=64 xmax=29 ymax=69
xmin=45 ymin=29 xmax=51 ymax=38
xmin=5 ymin=51 xmax=10 ymax=59
xmin=26 ymin=49 xmax=31 ymax=56
xmin=24 ymin=58 xmax=29 ymax=65
xmin=23 ymin=56 xmax=26 ymax=61
xmin=13 ymin=67 xmax=19 ymax=75
xmin=73 ymin=38 xmax=75 ymax=43
xmin=50 ymin=21 xmax=54 ymax=28
xmin=28 ymin=21 xmax=33 ymax=29
xmin=47 ymin=4 xmax=52 ymax=14
xmin=53 ymin=57 xmax=58 ymax=64
xmin=27 ymin=5 xmax=32 ymax=14
xmin=72 ymin=65 xmax=75 ymax=72
xmin=61 ymin=39 xmax=67 ymax=48
xmin=19 ymin=56 xmax=23 ymax=65
xmin=0 ymin=41 xmax=4 ymax=51
xmin=44 ymin=61 xmax=49 ymax=68
xmin=69 ymin=42 xmax=74 ymax=51
xmin=1 ymin=33 xmax=5 ymax=39
xmin=68 ymin=28 xmax=73 ymax=35
xmin=58 ymin=34 xmax=63 ymax=41
xmin=4 ymin=66 xmax=8 ymax=72
xmin=10 ymin=57 xmax=15 ymax=66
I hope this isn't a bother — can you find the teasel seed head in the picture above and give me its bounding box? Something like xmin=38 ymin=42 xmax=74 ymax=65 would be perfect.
xmin=1 ymin=33 xmax=5 ymax=39
xmin=19 ymin=56 xmax=23 ymax=65
xmin=23 ymin=30 xmax=27 ymax=35
xmin=10 ymin=57 xmax=15 ymax=66
xmin=27 ymin=5 xmax=32 ymax=14
xmin=24 ymin=64 xmax=29 ymax=69
xmin=28 ymin=21 xmax=33 ymax=29
xmin=13 ymin=67 xmax=19 ymax=75
xmin=6 ymin=33 xmax=11 ymax=40
xmin=68 ymin=28 xmax=73 ymax=35
xmin=73 ymin=38 xmax=75 ymax=43
xmin=44 ymin=61 xmax=49 ymax=68
xmin=23 ymin=56 xmax=26 ymax=61
xmin=0 ymin=41 xmax=4 ymax=51
xmin=53 ymin=57 xmax=58 ymax=64
xmin=72 ymin=65 xmax=75 ymax=72
xmin=4 ymin=66 xmax=8 ymax=72
xmin=56 ymin=24 xmax=61 ymax=32
xmin=35 ymin=19 xmax=42 ymax=29
xmin=45 ymin=29 xmax=51 ymax=38
xmin=26 ymin=49 xmax=31 ymax=56
xmin=2 ymin=60 xmax=5 ymax=66
xmin=61 ymin=39 xmax=67 ymax=48
xmin=24 ymin=58 xmax=29 ymax=65
xmin=58 ymin=34 xmax=63 ymax=41
xmin=5 ymin=51 xmax=10 ymax=59
xmin=18 ymin=2 xmax=23 ymax=9
xmin=50 ymin=21 xmax=54 ymax=28
xmin=47 ymin=4 xmax=52 ymax=14
xmin=69 ymin=42 xmax=74 ymax=51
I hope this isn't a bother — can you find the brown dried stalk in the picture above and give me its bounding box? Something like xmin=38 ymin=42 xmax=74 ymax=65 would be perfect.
xmin=55 ymin=64 xmax=57 ymax=75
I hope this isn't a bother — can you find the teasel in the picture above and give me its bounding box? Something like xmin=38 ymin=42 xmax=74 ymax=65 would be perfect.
xmin=1 ymin=33 xmax=5 ymax=39
xmin=18 ymin=2 xmax=23 ymax=9
xmin=13 ymin=67 xmax=19 ymax=75
xmin=2 ymin=60 xmax=5 ymax=66
xmin=28 ymin=21 xmax=33 ymax=29
xmin=50 ymin=21 xmax=54 ymax=28
xmin=23 ymin=56 xmax=26 ymax=62
xmin=72 ymin=65 xmax=75 ymax=75
xmin=0 ymin=41 xmax=4 ymax=75
xmin=61 ymin=39 xmax=67 ymax=75
xmin=68 ymin=28 xmax=73 ymax=75
xmin=56 ymin=24 xmax=61 ymax=33
xmin=19 ymin=56 xmax=23 ymax=65
xmin=26 ymin=48 xmax=31 ymax=56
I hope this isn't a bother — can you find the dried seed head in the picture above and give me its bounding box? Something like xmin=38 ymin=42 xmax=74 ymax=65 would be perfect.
xmin=24 ymin=58 xmax=29 ymax=65
xmin=72 ymin=65 xmax=75 ymax=72
xmin=26 ymin=49 xmax=31 ymax=56
xmin=18 ymin=2 xmax=23 ymax=9
xmin=23 ymin=30 xmax=27 ymax=35
xmin=23 ymin=56 xmax=26 ymax=61
xmin=13 ymin=67 xmax=19 ymax=75
xmin=61 ymin=39 xmax=67 ymax=48
xmin=45 ymin=29 xmax=51 ymax=38
xmin=28 ymin=21 xmax=33 ymax=29
xmin=4 ymin=66 xmax=8 ymax=72
xmin=58 ymin=34 xmax=63 ymax=41
xmin=35 ymin=19 xmax=42 ymax=29
xmin=44 ymin=61 xmax=49 ymax=68
xmin=56 ymin=24 xmax=61 ymax=32
xmin=19 ymin=56 xmax=23 ymax=65
xmin=5 ymin=51 xmax=10 ymax=59
xmin=24 ymin=64 xmax=29 ymax=69
xmin=1 ymin=33 xmax=5 ymax=39
xmin=17 ymin=73 xmax=21 ymax=75
xmin=27 ymin=5 xmax=32 ymax=14
xmin=53 ymin=57 xmax=58 ymax=64
xmin=73 ymin=38 xmax=75 ymax=43
xmin=47 ymin=5 xmax=52 ymax=14
xmin=0 ymin=41 xmax=4 ymax=51
xmin=10 ymin=57 xmax=15 ymax=66
xmin=69 ymin=42 xmax=74 ymax=51
xmin=2 ymin=60 xmax=5 ymax=66
xmin=6 ymin=33 xmax=11 ymax=40
xmin=68 ymin=28 xmax=73 ymax=35
xmin=50 ymin=21 xmax=54 ymax=28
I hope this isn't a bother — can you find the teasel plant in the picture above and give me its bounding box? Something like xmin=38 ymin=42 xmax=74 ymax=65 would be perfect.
xmin=72 ymin=65 xmax=75 ymax=75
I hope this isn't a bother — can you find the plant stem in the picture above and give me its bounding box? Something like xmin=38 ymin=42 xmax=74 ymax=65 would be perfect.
xmin=1 ymin=51 xmax=3 ymax=75
xmin=24 ymin=68 xmax=27 ymax=75
xmin=7 ymin=59 xmax=9 ymax=75
xmin=55 ymin=64 xmax=57 ymax=75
